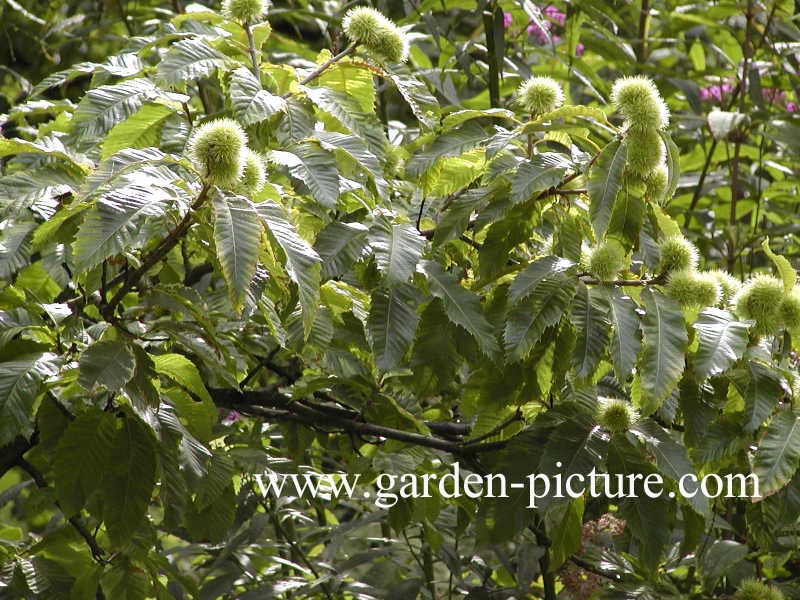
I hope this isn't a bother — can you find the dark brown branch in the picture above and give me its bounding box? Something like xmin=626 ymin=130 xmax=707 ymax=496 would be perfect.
xmin=211 ymin=388 xmax=503 ymax=456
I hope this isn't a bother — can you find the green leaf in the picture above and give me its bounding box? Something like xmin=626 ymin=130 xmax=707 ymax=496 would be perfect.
xmin=0 ymin=351 xmax=58 ymax=446
xmin=571 ymin=284 xmax=610 ymax=379
xmin=317 ymin=54 xmax=376 ymax=113
xmin=212 ymin=193 xmax=263 ymax=312
xmin=421 ymin=260 xmax=500 ymax=359
xmin=692 ymin=308 xmax=749 ymax=380
xmin=367 ymin=284 xmax=419 ymax=371
xmin=101 ymin=102 xmax=175 ymax=160
xmin=441 ymin=108 xmax=517 ymax=131
xmin=504 ymin=272 xmax=577 ymax=363
xmin=268 ymin=143 xmax=339 ymax=208
xmin=78 ymin=340 xmax=136 ymax=392
xmin=72 ymin=184 xmax=172 ymax=272
xmin=422 ymin=148 xmax=486 ymax=196
xmin=507 ymin=256 xmax=575 ymax=305
xmin=632 ymin=419 xmax=709 ymax=517
xmin=545 ymin=497 xmax=584 ymax=571
xmin=730 ymin=362 xmax=786 ymax=433
xmin=638 ymin=289 xmax=688 ymax=415
xmin=229 ymin=66 xmax=287 ymax=125
xmin=510 ymin=152 xmax=571 ymax=204
xmin=754 ymin=410 xmax=800 ymax=496
xmin=588 ymin=138 xmax=627 ymax=238
xmin=406 ymin=122 xmax=486 ymax=179
xmin=303 ymin=85 xmax=387 ymax=156
xmin=762 ymin=238 xmax=796 ymax=292
xmin=0 ymin=166 xmax=81 ymax=218
xmin=0 ymin=136 xmax=87 ymax=171
xmin=152 ymin=353 xmax=213 ymax=404
xmin=257 ymin=200 xmax=322 ymax=336
xmin=314 ymin=221 xmax=369 ymax=279
xmin=157 ymin=38 xmax=228 ymax=84
xmin=102 ymin=416 xmax=157 ymax=546
xmin=101 ymin=560 xmax=152 ymax=600
xmin=388 ymin=72 xmax=440 ymax=129
xmin=368 ymin=218 xmax=424 ymax=285
xmin=606 ymin=184 xmax=644 ymax=250
xmin=699 ymin=540 xmax=748 ymax=593
xmin=53 ymin=409 xmax=116 ymax=516
xmin=604 ymin=288 xmax=641 ymax=381
xmin=72 ymin=78 xmax=160 ymax=142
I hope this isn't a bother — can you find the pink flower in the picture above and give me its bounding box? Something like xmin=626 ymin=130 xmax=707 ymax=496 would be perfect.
xmin=221 ymin=409 xmax=242 ymax=424
xmin=786 ymin=102 xmax=798 ymax=112
xmin=503 ymin=12 xmax=513 ymax=28
xmin=543 ymin=6 xmax=566 ymax=26
xmin=575 ymin=42 xmax=584 ymax=57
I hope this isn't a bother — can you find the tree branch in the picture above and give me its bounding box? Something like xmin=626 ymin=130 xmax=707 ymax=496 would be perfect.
xmin=16 ymin=458 xmax=106 ymax=563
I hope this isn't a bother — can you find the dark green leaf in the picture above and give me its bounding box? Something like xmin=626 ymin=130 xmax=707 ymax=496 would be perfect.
xmin=588 ymin=138 xmax=627 ymax=238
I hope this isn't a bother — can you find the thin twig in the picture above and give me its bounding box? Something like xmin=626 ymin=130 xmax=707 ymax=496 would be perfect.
xmin=282 ymin=44 xmax=357 ymax=97
xmin=102 ymin=184 xmax=210 ymax=320
xmin=17 ymin=458 xmax=106 ymax=563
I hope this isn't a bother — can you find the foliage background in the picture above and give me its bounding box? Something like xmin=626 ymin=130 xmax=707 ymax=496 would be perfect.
xmin=1 ymin=0 xmax=800 ymax=598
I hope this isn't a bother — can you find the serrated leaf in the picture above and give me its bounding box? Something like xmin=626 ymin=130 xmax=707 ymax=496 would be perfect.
xmin=78 ymin=340 xmax=135 ymax=392
xmin=73 ymin=184 xmax=172 ymax=272
xmin=101 ymin=102 xmax=175 ymax=160
xmin=504 ymin=272 xmax=577 ymax=362
xmin=388 ymin=72 xmax=440 ymax=129
xmin=604 ymin=288 xmax=641 ymax=381
xmin=420 ymin=260 xmax=499 ymax=359
xmin=157 ymin=38 xmax=228 ymax=84
xmin=606 ymin=184 xmax=644 ymax=250
xmin=314 ymin=221 xmax=369 ymax=279
xmin=730 ymin=362 xmax=785 ymax=433
xmin=368 ymin=218 xmax=424 ymax=285
xmin=316 ymin=131 xmax=387 ymax=194
xmin=152 ymin=353 xmax=213 ymax=403
xmin=102 ymin=416 xmax=157 ymax=546
xmin=256 ymin=200 xmax=322 ymax=336
xmin=754 ymin=411 xmax=800 ymax=497
xmin=508 ymin=256 xmax=575 ymax=305
xmin=317 ymin=54 xmax=375 ymax=113
xmin=638 ymin=289 xmax=688 ymax=415
xmin=422 ymin=148 xmax=486 ymax=196
xmin=303 ymin=85 xmax=386 ymax=156
xmin=693 ymin=308 xmax=749 ymax=380
xmin=212 ymin=193 xmax=263 ymax=312
xmin=571 ymin=284 xmax=610 ymax=379
xmin=762 ymin=238 xmax=796 ymax=292
xmin=632 ymin=419 xmax=709 ymax=517
xmin=268 ymin=143 xmax=339 ymax=208
xmin=510 ymin=152 xmax=571 ymax=204
xmin=53 ymin=409 xmax=116 ymax=516
xmin=229 ymin=66 xmax=287 ymax=125
xmin=406 ymin=122 xmax=486 ymax=179
xmin=72 ymin=78 xmax=160 ymax=142
xmin=441 ymin=108 xmax=517 ymax=131
xmin=0 ymin=351 xmax=58 ymax=446
xmin=588 ymin=138 xmax=627 ymax=238
xmin=101 ymin=561 xmax=152 ymax=600
xmin=367 ymin=284 xmax=419 ymax=371
xmin=0 ymin=166 xmax=80 ymax=219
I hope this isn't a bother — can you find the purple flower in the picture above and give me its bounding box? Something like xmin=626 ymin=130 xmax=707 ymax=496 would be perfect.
xmin=575 ymin=42 xmax=584 ymax=57
xmin=787 ymin=102 xmax=798 ymax=112
xmin=221 ymin=409 xmax=242 ymax=425
xmin=543 ymin=5 xmax=566 ymax=26
xmin=503 ymin=12 xmax=513 ymax=28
